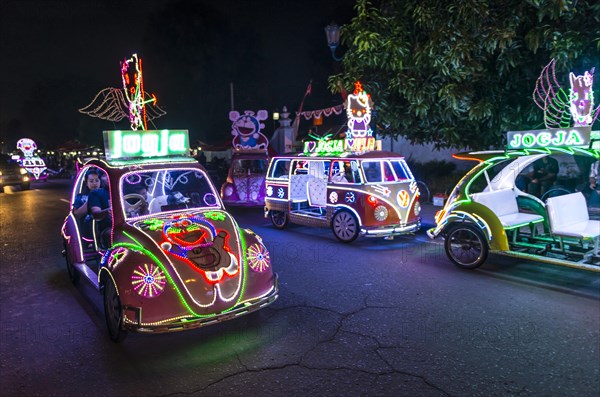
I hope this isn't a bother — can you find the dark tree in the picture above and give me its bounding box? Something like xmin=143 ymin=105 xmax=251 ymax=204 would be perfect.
xmin=329 ymin=0 xmax=600 ymax=149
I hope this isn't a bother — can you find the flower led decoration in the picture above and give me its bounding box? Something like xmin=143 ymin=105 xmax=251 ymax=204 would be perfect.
xmin=131 ymin=263 xmax=166 ymax=298
xmin=247 ymin=244 xmax=270 ymax=272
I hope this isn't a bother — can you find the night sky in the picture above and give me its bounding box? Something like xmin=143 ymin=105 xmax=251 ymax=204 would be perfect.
xmin=0 ymin=0 xmax=356 ymax=149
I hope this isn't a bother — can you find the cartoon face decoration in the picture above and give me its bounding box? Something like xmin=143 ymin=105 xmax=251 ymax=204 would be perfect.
xmin=346 ymin=81 xmax=373 ymax=139
xmin=17 ymin=138 xmax=37 ymax=158
xmin=148 ymin=214 xmax=239 ymax=284
xmin=569 ymin=68 xmax=595 ymax=126
xmin=229 ymin=110 xmax=269 ymax=150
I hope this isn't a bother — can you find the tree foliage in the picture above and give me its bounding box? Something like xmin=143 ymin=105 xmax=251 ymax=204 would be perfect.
xmin=329 ymin=0 xmax=600 ymax=149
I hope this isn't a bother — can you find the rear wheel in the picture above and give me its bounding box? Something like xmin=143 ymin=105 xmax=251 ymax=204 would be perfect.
xmin=270 ymin=210 xmax=288 ymax=229
xmin=104 ymin=277 xmax=128 ymax=343
xmin=444 ymin=224 xmax=488 ymax=269
xmin=332 ymin=210 xmax=359 ymax=243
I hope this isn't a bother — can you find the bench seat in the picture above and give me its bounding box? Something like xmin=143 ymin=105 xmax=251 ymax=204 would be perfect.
xmin=471 ymin=188 xmax=544 ymax=229
xmin=547 ymin=192 xmax=600 ymax=241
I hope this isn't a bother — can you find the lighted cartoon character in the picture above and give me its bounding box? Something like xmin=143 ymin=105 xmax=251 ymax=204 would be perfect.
xmin=345 ymin=81 xmax=373 ymax=139
xmin=146 ymin=214 xmax=239 ymax=284
xmin=230 ymin=110 xmax=269 ymax=150
xmin=533 ymin=59 xmax=599 ymax=128
xmin=17 ymin=138 xmax=37 ymax=158
xmin=569 ymin=67 xmax=596 ymax=126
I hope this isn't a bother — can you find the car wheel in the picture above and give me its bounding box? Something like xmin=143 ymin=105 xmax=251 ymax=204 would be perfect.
xmin=21 ymin=183 xmax=30 ymax=190
xmin=332 ymin=210 xmax=359 ymax=243
xmin=444 ymin=223 xmax=488 ymax=269
xmin=64 ymin=241 xmax=80 ymax=284
xmin=104 ymin=277 xmax=128 ymax=343
xmin=270 ymin=210 xmax=288 ymax=229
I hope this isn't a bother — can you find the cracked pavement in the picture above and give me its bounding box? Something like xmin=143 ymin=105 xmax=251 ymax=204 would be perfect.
xmin=1 ymin=181 xmax=599 ymax=396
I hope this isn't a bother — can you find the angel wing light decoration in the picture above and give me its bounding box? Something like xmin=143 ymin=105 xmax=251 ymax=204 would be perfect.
xmin=79 ymin=53 xmax=166 ymax=130
xmin=533 ymin=59 xmax=599 ymax=128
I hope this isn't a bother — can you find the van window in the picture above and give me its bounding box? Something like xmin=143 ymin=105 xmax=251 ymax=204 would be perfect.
xmin=390 ymin=160 xmax=413 ymax=181
xmin=331 ymin=160 xmax=361 ymax=184
xmin=270 ymin=159 xmax=291 ymax=179
xmin=291 ymin=160 xmax=309 ymax=175
xmin=362 ymin=161 xmax=383 ymax=183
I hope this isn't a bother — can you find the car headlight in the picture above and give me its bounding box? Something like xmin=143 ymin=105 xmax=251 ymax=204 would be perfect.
xmin=20 ymin=168 xmax=28 ymax=175
xmin=0 ymin=170 xmax=3 ymax=176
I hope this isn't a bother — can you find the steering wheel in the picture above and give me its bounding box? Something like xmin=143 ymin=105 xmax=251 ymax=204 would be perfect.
xmin=123 ymin=193 xmax=148 ymax=216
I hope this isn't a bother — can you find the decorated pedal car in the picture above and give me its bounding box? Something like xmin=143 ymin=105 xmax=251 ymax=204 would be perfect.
xmin=264 ymin=137 xmax=421 ymax=242
xmin=62 ymin=130 xmax=278 ymax=342
xmin=429 ymin=60 xmax=600 ymax=272
xmin=220 ymin=110 xmax=270 ymax=206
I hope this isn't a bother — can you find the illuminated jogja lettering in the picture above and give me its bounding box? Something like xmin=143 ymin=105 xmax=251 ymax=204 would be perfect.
xmin=507 ymin=126 xmax=590 ymax=149
xmin=303 ymin=137 xmax=376 ymax=155
xmin=103 ymin=129 xmax=190 ymax=160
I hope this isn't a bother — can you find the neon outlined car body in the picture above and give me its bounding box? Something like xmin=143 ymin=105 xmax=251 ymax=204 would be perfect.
xmin=61 ymin=130 xmax=278 ymax=341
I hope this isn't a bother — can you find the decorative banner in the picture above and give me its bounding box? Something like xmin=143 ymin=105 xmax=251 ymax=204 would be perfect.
xmin=506 ymin=126 xmax=591 ymax=149
xmin=229 ymin=110 xmax=269 ymax=150
xmin=533 ymin=59 xmax=599 ymax=129
xmin=103 ymin=130 xmax=190 ymax=160
xmin=79 ymin=53 xmax=166 ymax=130
xmin=346 ymin=81 xmax=373 ymax=139
xmin=16 ymin=138 xmax=46 ymax=180
xmin=297 ymin=105 xmax=344 ymax=120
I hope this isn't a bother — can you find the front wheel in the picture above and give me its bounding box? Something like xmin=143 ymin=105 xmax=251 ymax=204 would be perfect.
xmin=444 ymin=224 xmax=488 ymax=269
xmin=104 ymin=277 xmax=128 ymax=343
xmin=332 ymin=210 xmax=359 ymax=243
xmin=270 ymin=210 xmax=288 ymax=229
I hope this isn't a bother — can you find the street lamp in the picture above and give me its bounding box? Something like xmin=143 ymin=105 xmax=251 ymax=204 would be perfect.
xmin=324 ymin=22 xmax=343 ymax=61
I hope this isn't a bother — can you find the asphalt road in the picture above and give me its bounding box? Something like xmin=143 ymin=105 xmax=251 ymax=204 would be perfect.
xmin=1 ymin=180 xmax=599 ymax=396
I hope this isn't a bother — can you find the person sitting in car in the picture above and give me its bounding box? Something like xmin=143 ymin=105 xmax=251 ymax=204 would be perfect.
xmin=73 ymin=168 xmax=102 ymax=239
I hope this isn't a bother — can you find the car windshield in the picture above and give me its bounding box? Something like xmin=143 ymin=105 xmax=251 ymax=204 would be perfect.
xmin=121 ymin=168 xmax=220 ymax=218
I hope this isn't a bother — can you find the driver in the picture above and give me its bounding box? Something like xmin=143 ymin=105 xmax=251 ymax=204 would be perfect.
xmin=88 ymin=171 xmax=112 ymax=246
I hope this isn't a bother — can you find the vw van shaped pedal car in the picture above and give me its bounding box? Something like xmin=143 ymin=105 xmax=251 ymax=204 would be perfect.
xmin=264 ymin=138 xmax=421 ymax=243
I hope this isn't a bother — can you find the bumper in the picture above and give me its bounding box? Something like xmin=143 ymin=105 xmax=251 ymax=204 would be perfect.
xmin=124 ymin=275 xmax=279 ymax=334
xmin=360 ymin=219 xmax=421 ymax=237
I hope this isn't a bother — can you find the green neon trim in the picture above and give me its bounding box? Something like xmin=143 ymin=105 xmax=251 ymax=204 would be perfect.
xmin=503 ymin=218 xmax=545 ymax=230
xmin=121 ymin=231 xmax=214 ymax=318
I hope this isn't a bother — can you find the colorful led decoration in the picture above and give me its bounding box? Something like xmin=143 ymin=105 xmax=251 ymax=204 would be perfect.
xmin=143 ymin=213 xmax=240 ymax=284
xmin=346 ymin=81 xmax=373 ymax=139
xmin=397 ymin=190 xmax=410 ymax=208
xmin=247 ymin=243 xmax=270 ymax=272
xmin=266 ymin=186 xmax=273 ymax=197
xmin=277 ymin=188 xmax=285 ymax=198
xmin=345 ymin=192 xmax=356 ymax=204
xmin=329 ymin=191 xmax=338 ymax=203
xmin=374 ymin=205 xmax=389 ymax=221
xmin=131 ymin=263 xmax=167 ymax=298
xmin=79 ymin=53 xmax=166 ymax=130
xmin=229 ymin=110 xmax=269 ymax=150
xmin=103 ymin=129 xmax=190 ymax=161
xmin=16 ymin=138 xmax=46 ymax=180
xmin=533 ymin=59 xmax=598 ymax=128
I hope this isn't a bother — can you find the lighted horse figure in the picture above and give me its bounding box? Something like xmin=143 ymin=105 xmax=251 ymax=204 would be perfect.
xmin=533 ymin=59 xmax=599 ymax=128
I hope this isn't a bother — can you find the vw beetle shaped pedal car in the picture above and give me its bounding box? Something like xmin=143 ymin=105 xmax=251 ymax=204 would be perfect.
xmin=428 ymin=126 xmax=599 ymax=272
xmin=62 ymin=130 xmax=278 ymax=342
